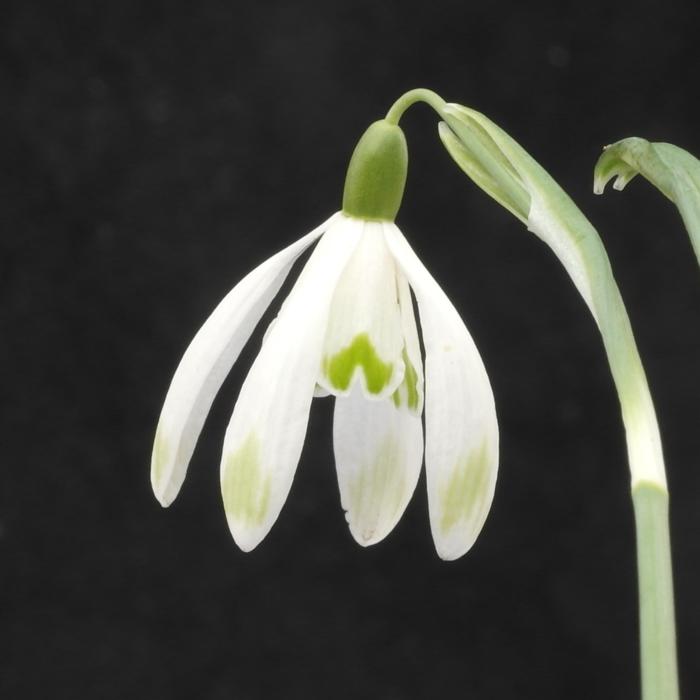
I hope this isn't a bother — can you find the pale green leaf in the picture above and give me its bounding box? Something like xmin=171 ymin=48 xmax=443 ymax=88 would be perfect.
xmin=594 ymin=137 xmax=700 ymax=267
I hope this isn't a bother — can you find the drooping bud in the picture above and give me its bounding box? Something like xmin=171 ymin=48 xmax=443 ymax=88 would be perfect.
xmin=342 ymin=120 xmax=408 ymax=222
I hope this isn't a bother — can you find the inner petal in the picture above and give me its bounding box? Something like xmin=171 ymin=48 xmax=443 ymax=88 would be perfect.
xmin=319 ymin=220 xmax=405 ymax=399
xmin=390 ymin=271 xmax=424 ymax=414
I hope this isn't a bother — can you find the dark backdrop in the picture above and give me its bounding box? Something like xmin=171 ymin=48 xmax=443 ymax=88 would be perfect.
xmin=2 ymin=1 xmax=699 ymax=698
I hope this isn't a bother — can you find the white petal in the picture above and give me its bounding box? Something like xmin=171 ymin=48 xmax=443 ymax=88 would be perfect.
xmin=220 ymin=215 xmax=362 ymax=551
xmin=384 ymin=224 xmax=499 ymax=561
xmin=318 ymin=220 xmax=405 ymax=399
xmin=333 ymin=383 xmax=423 ymax=547
xmin=151 ymin=213 xmax=340 ymax=507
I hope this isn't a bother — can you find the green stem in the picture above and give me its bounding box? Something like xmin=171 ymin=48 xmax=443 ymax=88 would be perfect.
xmin=437 ymin=105 xmax=680 ymax=700
xmin=385 ymin=88 xmax=447 ymax=125
xmin=632 ymin=482 xmax=679 ymax=700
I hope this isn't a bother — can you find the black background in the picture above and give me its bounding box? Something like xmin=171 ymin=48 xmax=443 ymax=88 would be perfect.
xmin=3 ymin=1 xmax=699 ymax=698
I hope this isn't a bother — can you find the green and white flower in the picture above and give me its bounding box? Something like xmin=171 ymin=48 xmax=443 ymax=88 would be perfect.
xmin=151 ymin=118 xmax=498 ymax=560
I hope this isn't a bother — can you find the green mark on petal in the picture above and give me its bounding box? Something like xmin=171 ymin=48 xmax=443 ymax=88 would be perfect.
xmin=439 ymin=440 xmax=492 ymax=534
xmin=151 ymin=425 xmax=170 ymax=487
xmin=323 ymin=333 xmax=394 ymax=394
xmin=391 ymin=349 xmax=421 ymax=412
xmin=403 ymin=351 xmax=420 ymax=411
xmin=222 ymin=432 xmax=271 ymax=526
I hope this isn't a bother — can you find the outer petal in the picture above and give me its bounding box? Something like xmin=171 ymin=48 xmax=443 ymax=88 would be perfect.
xmin=151 ymin=213 xmax=340 ymax=506
xmin=384 ymin=224 xmax=499 ymax=561
xmin=220 ymin=216 xmax=362 ymax=551
xmin=333 ymin=275 xmax=424 ymax=546
xmin=318 ymin=220 xmax=405 ymax=399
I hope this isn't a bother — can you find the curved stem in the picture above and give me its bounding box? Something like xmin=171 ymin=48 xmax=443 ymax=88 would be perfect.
xmin=385 ymin=88 xmax=447 ymax=125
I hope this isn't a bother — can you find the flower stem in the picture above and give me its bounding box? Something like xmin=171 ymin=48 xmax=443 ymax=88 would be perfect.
xmin=385 ymin=88 xmax=447 ymax=125
xmin=632 ymin=482 xmax=679 ymax=700
xmin=436 ymin=106 xmax=681 ymax=700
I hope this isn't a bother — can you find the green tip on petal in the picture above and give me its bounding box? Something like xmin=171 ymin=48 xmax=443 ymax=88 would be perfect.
xmin=342 ymin=120 xmax=408 ymax=222
xmin=222 ymin=432 xmax=271 ymax=529
xmin=439 ymin=440 xmax=493 ymax=536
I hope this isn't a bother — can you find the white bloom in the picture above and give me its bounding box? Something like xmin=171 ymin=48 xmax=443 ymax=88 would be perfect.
xmin=151 ymin=211 xmax=498 ymax=560
xmin=152 ymin=116 xmax=498 ymax=560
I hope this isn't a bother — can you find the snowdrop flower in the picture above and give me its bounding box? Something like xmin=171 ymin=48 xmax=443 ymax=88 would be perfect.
xmin=152 ymin=116 xmax=498 ymax=560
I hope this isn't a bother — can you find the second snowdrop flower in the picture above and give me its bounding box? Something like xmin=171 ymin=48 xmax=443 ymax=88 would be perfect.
xmin=152 ymin=113 xmax=498 ymax=560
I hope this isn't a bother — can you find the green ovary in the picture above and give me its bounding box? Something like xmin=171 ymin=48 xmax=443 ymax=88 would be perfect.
xmin=440 ymin=440 xmax=492 ymax=534
xmin=222 ymin=432 xmax=271 ymax=526
xmin=323 ymin=333 xmax=395 ymax=394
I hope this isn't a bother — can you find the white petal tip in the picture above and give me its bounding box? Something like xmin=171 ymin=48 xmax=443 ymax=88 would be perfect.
xmin=235 ymin=539 xmax=260 ymax=554
xmin=150 ymin=470 xmax=179 ymax=508
xmin=226 ymin=520 xmax=266 ymax=553
xmin=151 ymin=428 xmax=184 ymax=508
xmin=435 ymin=540 xmax=475 ymax=562
xmin=153 ymin=490 xmax=173 ymax=508
xmin=348 ymin=523 xmax=390 ymax=548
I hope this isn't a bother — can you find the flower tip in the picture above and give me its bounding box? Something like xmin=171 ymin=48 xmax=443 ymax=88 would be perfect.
xmin=437 ymin=119 xmax=452 ymax=140
xmin=151 ymin=464 xmax=184 ymax=509
xmin=434 ymin=544 xmax=467 ymax=562
xmin=153 ymin=487 xmax=174 ymax=508
xmin=442 ymin=102 xmax=478 ymax=120
xmin=348 ymin=524 xmax=387 ymax=548
xmin=235 ymin=539 xmax=259 ymax=554
xmin=613 ymin=175 xmax=629 ymax=191
xmin=343 ymin=506 xmax=393 ymax=547
xmin=592 ymin=150 xmax=622 ymax=196
xmin=150 ymin=465 xmax=175 ymax=507
xmin=151 ymin=426 xmax=181 ymax=507
xmin=225 ymin=519 xmax=266 ymax=553
xmin=593 ymin=139 xmax=646 ymax=198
